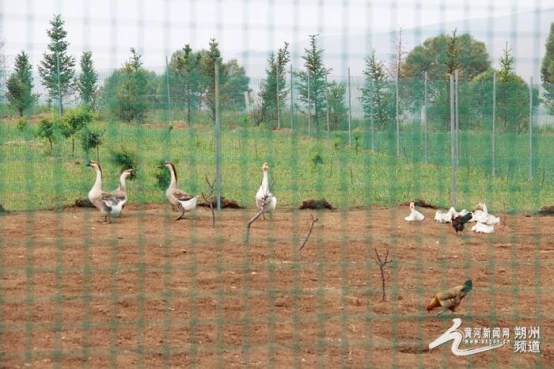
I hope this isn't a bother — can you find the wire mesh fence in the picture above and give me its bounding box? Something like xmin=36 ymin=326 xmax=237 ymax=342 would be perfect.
xmin=1 ymin=1 xmax=553 ymax=368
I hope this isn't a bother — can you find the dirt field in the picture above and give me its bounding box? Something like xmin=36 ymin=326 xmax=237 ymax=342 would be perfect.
xmin=1 ymin=205 xmax=553 ymax=368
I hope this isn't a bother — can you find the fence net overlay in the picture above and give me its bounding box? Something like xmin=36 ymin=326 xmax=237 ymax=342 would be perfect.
xmin=0 ymin=0 xmax=553 ymax=368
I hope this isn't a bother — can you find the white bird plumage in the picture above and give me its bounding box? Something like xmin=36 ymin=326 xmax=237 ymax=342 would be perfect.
xmin=164 ymin=162 xmax=198 ymax=221
xmin=405 ymin=201 xmax=425 ymax=222
xmin=471 ymin=222 xmax=495 ymax=233
xmin=87 ymin=161 xmax=130 ymax=223
xmin=472 ymin=202 xmax=500 ymax=225
xmin=255 ymin=162 xmax=277 ymax=214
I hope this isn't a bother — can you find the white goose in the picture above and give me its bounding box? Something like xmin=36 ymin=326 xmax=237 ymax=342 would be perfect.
xmin=471 ymin=222 xmax=495 ymax=234
xmin=87 ymin=161 xmax=127 ymax=223
xmin=473 ymin=202 xmax=500 ymax=225
xmin=164 ymin=162 xmax=198 ymax=221
xmin=255 ymin=162 xmax=277 ymax=215
xmin=111 ymin=168 xmax=133 ymax=215
xmin=405 ymin=201 xmax=425 ymax=222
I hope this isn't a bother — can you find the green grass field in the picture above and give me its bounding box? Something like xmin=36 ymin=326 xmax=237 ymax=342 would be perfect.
xmin=1 ymin=115 xmax=553 ymax=213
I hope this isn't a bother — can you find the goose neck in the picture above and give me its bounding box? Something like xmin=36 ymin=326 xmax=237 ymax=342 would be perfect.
xmin=168 ymin=165 xmax=178 ymax=189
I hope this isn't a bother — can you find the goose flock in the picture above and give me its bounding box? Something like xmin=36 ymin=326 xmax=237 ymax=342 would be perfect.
xmin=86 ymin=158 xmax=498 ymax=238
xmin=406 ymin=201 xmax=500 ymax=235
xmin=86 ymin=160 xmax=276 ymax=223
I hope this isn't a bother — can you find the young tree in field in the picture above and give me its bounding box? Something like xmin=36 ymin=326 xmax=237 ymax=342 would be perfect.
xmin=110 ymin=48 xmax=149 ymax=123
xmin=61 ymin=106 xmax=93 ymax=156
xmin=201 ymin=38 xmax=224 ymax=123
xmin=221 ymin=59 xmax=250 ymax=111
xmin=326 ymin=81 xmax=347 ymax=130
xmin=36 ymin=118 xmax=59 ymax=154
xmin=169 ymin=44 xmax=203 ymax=123
xmin=295 ymin=34 xmax=330 ymax=132
xmin=541 ymin=23 xmax=554 ymax=114
xmin=38 ymin=14 xmax=76 ymax=115
xmin=360 ymin=49 xmax=394 ymax=131
xmin=258 ymin=42 xmax=290 ymax=127
xmin=472 ymin=43 xmax=539 ymax=133
xmin=77 ymin=51 xmax=98 ymax=108
xmin=6 ymin=51 xmax=38 ymax=116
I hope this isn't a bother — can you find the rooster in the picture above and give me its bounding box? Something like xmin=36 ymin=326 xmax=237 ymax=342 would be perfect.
xmin=451 ymin=212 xmax=473 ymax=236
xmin=426 ymin=280 xmax=473 ymax=315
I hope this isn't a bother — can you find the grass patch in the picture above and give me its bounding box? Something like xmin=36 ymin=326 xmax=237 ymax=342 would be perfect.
xmin=0 ymin=117 xmax=553 ymax=213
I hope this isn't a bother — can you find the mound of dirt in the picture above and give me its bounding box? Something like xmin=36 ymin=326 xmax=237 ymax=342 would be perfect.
xmin=73 ymin=198 xmax=95 ymax=208
xmin=299 ymin=198 xmax=335 ymax=210
xmin=198 ymin=196 xmax=243 ymax=209
xmin=538 ymin=205 xmax=554 ymax=216
xmin=400 ymin=198 xmax=438 ymax=209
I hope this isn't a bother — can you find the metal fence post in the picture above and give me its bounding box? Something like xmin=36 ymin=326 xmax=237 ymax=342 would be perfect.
xmin=492 ymin=72 xmax=496 ymax=177
xmin=325 ymin=73 xmax=330 ymax=139
xmin=348 ymin=67 xmax=352 ymax=146
xmin=424 ymin=71 xmax=428 ymax=164
xmin=455 ymin=69 xmax=459 ymax=167
xmin=165 ymin=55 xmax=171 ymax=126
xmin=529 ymin=76 xmax=533 ymax=181
xmin=290 ymin=65 xmax=294 ymax=131
xmin=215 ymin=63 xmax=222 ymax=210
xmin=450 ymin=74 xmax=456 ymax=207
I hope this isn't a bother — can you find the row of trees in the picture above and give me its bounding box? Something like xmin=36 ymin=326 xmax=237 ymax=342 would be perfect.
xmin=3 ymin=14 xmax=554 ymax=134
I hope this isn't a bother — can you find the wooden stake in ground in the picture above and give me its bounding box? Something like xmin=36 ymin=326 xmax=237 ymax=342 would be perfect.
xmin=298 ymin=214 xmax=319 ymax=253
xmin=201 ymin=176 xmax=216 ymax=228
xmin=374 ymin=247 xmax=393 ymax=301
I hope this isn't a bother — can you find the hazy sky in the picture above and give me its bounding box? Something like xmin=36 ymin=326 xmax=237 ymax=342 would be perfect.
xmin=1 ymin=0 xmax=552 ymax=75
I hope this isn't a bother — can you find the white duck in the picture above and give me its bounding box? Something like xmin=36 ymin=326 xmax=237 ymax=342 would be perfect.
xmin=434 ymin=207 xmax=457 ymax=223
xmin=405 ymin=201 xmax=425 ymax=222
xmin=164 ymin=162 xmax=198 ymax=221
xmin=111 ymin=168 xmax=133 ymax=216
xmin=255 ymin=162 xmax=277 ymax=215
xmin=471 ymin=222 xmax=495 ymax=234
xmin=87 ymin=161 xmax=127 ymax=223
xmin=473 ymin=202 xmax=500 ymax=225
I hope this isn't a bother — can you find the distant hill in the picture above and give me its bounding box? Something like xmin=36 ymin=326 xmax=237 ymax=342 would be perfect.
xmin=238 ymin=8 xmax=554 ymax=81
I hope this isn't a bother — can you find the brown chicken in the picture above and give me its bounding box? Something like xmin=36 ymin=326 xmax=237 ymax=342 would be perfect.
xmin=426 ymin=280 xmax=473 ymax=315
xmin=451 ymin=212 xmax=473 ymax=236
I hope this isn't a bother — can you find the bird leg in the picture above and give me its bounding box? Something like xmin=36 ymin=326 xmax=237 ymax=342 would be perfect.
xmin=174 ymin=208 xmax=185 ymax=221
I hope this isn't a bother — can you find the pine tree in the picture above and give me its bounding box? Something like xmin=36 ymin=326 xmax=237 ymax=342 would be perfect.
xmin=202 ymin=38 xmax=224 ymax=123
xmin=6 ymin=51 xmax=38 ymax=116
xmin=294 ymin=34 xmax=330 ymax=133
xmin=38 ymin=14 xmax=76 ymax=115
xmin=499 ymin=41 xmax=514 ymax=81
xmin=77 ymin=51 xmax=98 ymax=108
xmin=115 ymin=48 xmax=148 ymax=123
xmin=326 ymin=81 xmax=347 ymax=130
xmin=445 ymin=28 xmax=461 ymax=78
xmin=360 ymin=49 xmax=394 ymax=130
xmin=258 ymin=42 xmax=290 ymax=127
xmin=541 ymin=23 xmax=554 ymax=114
xmin=171 ymin=44 xmax=203 ymax=123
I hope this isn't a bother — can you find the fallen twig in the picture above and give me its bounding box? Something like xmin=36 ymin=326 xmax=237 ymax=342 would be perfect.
xmin=203 ymin=176 xmax=216 ymax=228
xmin=245 ymin=207 xmax=265 ymax=242
xmin=374 ymin=247 xmax=393 ymax=302
xmin=298 ymin=214 xmax=319 ymax=253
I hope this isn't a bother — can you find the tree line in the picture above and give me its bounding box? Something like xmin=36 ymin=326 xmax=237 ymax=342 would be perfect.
xmin=3 ymin=14 xmax=554 ymax=135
